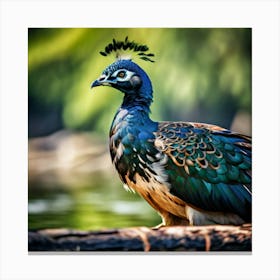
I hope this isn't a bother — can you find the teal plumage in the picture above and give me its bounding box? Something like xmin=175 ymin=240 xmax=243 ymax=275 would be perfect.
xmin=91 ymin=38 xmax=251 ymax=226
xmin=155 ymin=122 xmax=251 ymax=223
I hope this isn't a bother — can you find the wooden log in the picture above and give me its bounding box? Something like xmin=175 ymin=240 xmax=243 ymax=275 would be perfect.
xmin=28 ymin=224 xmax=251 ymax=252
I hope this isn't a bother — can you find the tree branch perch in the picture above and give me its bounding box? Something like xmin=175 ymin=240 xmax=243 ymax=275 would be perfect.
xmin=28 ymin=224 xmax=251 ymax=252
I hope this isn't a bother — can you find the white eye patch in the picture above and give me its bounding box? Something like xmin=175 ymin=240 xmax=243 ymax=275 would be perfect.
xmin=111 ymin=69 xmax=136 ymax=82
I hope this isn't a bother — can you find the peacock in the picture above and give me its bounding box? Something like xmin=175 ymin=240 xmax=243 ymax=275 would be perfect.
xmin=91 ymin=37 xmax=251 ymax=226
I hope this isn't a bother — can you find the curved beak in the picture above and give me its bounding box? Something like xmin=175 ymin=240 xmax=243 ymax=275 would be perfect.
xmin=91 ymin=79 xmax=102 ymax=88
xmin=91 ymin=74 xmax=115 ymax=89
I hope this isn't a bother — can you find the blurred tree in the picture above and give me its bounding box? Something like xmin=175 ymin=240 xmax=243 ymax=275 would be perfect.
xmin=28 ymin=28 xmax=251 ymax=138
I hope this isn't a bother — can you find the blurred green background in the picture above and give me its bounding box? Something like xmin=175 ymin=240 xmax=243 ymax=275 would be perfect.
xmin=28 ymin=28 xmax=251 ymax=230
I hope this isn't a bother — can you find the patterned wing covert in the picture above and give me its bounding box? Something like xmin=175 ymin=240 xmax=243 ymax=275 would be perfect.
xmin=154 ymin=121 xmax=252 ymax=222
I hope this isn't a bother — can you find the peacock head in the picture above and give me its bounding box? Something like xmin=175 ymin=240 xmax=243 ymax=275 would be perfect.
xmin=91 ymin=38 xmax=154 ymax=105
xmin=91 ymin=59 xmax=152 ymax=96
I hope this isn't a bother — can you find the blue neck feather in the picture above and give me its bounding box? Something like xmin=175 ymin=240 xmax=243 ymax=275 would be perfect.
xmin=108 ymin=60 xmax=153 ymax=114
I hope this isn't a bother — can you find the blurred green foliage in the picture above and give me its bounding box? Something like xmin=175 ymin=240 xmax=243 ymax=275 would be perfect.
xmin=28 ymin=28 xmax=251 ymax=137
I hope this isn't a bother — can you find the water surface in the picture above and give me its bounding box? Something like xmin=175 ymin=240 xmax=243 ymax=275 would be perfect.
xmin=28 ymin=174 xmax=161 ymax=230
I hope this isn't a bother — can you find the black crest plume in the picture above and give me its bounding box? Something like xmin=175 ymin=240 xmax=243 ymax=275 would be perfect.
xmin=99 ymin=36 xmax=155 ymax=63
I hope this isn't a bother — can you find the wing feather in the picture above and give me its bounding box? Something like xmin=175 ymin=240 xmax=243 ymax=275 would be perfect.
xmin=154 ymin=121 xmax=252 ymax=221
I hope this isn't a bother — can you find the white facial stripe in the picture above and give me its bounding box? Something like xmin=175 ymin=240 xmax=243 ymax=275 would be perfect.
xmin=111 ymin=69 xmax=135 ymax=82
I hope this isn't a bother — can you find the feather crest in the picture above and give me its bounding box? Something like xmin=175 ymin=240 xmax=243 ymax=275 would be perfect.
xmin=99 ymin=36 xmax=155 ymax=63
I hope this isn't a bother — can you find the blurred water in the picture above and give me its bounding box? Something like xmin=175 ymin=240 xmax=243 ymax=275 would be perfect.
xmin=28 ymin=177 xmax=161 ymax=230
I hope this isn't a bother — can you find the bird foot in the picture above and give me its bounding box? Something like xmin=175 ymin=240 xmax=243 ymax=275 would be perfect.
xmin=152 ymin=223 xmax=165 ymax=230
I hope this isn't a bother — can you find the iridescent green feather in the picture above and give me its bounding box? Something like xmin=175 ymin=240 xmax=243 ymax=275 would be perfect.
xmin=155 ymin=121 xmax=252 ymax=221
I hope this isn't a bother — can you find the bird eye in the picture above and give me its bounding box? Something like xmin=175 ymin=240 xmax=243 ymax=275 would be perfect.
xmin=117 ymin=71 xmax=126 ymax=78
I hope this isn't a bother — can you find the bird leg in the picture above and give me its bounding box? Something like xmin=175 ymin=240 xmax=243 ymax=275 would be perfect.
xmin=160 ymin=212 xmax=190 ymax=227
